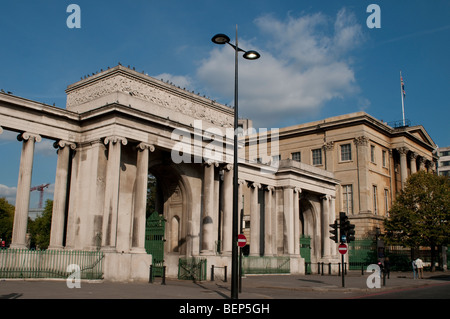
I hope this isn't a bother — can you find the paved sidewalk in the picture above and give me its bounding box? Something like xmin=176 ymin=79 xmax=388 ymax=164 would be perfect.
xmin=0 ymin=271 xmax=449 ymax=300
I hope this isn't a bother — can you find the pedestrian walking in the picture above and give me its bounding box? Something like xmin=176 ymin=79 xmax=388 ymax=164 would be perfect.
xmin=415 ymin=258 xmax=424 ymax=279
xmin=412 ymin=259 xmax=417 ymax=279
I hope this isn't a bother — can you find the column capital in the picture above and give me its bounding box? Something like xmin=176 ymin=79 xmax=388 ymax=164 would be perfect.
xmin=265 ymin=185 xmax=275 ymax=192
xmin=104 ymin=135 xmax=127 ymax=146
xmin=238 ymin=179 xmax=246 ymax=185
xmin=397 ymin=146 xmax=409 ymax=155
xmin=409 ymin=151 xmax=418 ymax=160
xmin=136 ymin=142 xmax=155 ymax=152
xmin=204 ymin=160 xmax=219 ymax=167
xmin=17 ymin=132 xmax=41 ymax=143
xmin=353 ymin=135 xmax=369 ymax=146
xmin=53 ymin=140 xmax=76 ymax=150
xmin=294 ymin=187 xmax=302 ymax=193
xmin=323 ymin=141 xmax=335 ymax=151
xmin=249 ymin=182 xmax=261 ymax=189
xmin=221 ymin=163 xmax=233 ymax=171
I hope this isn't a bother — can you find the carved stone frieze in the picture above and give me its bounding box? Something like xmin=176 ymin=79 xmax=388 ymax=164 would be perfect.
xmin=66 ymin=69 xmax=234 ymax=127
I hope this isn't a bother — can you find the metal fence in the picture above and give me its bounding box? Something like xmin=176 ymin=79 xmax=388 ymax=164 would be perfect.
xmin=0 ymin=248 xmax=104 ymax=280
xmin=177 ymin=257 xmax=207 ymax=281
xmin=241 ymin=256 xmax=290 ymax=275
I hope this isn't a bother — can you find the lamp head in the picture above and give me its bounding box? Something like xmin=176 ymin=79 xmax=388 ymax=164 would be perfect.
xmin=243 ymin=50 xmax=260 ymax=60
xmin=211 ymin=34 xmax=230 ymax=45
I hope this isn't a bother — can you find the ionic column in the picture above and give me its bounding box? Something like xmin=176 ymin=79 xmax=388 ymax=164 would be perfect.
xmin=354 ymin=136 xmax=370 ymax=213
xmin=101 ymin=136 xmax=127 ymax=250
xmin=322 ymin=195 xmax=331 ymax=258
xmin=419 ymin=157 xmax=426 ymax=171
xmin=283 ymin=186 xmax=295 ymax=255
xmin=221 ymin=164 xmax=233 ymax=255
xmin=264 ymin=186 xmax=274 ymax=256
xmin=250 ymin=182 xmax=261 ymax=256
xmin=201 ymin=160 xmax=217 ymax=255
xmin=409 ymin=152 xmax=418 ymax=175
xmin=11 ymin=132 xmax=41 ymax=249
xmin=49 ymin=140 xmax=76 ymax=250
xmin=323 ymin=141 xmax=335 ymax=171
xmin=238 ymin=179 xmax=245 ymax=232
xmin=330 ymin=196 xmax=337 ymax=256
xmin=131 ymin=143 xmax=155 ymax=253
xmin=293 ymin=188 xmax=301 ymax=255
xmin=397 ymin=147 xmax=409 ymax=189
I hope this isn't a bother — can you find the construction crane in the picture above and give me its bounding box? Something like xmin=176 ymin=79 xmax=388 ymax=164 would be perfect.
xmin=30 ymin=183 xmax=50 ymax=209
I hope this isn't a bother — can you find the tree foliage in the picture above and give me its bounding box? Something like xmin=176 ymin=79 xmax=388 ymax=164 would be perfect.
xmin=0 ymin=197 xmax=15 ymax=246
xmin=28 ymin=199 xmax=53 ymax=249
xmin=384 ymin=171 xmax=450 ymax=250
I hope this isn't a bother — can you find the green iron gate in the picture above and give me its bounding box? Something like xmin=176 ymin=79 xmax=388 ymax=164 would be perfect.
xmin=300 ymin=235 xmax=312 ymax=273
xmin=145 ymin=212 xmax=166 ymax=279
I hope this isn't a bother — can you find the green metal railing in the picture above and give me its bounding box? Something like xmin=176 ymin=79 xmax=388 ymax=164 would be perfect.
xmin=0 ymin=248 xmax=104 ymax=279
xmin=178 ymin=257 xmax=207 ymax=281
xmin=241 ymin=256 xmax=290 ymax=275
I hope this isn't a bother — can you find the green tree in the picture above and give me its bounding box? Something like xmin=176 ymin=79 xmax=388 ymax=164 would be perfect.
xmin=0 ymin=197 xmax=15 ymax=246
xmin=28 ymin=199 xmax=53 ymax=249
xmin=384 ymin=171 xmax=450 ymax=271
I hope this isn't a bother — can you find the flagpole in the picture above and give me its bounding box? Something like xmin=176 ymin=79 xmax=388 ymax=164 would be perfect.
xmin=400 ymin=71 xmax=405 ymax=126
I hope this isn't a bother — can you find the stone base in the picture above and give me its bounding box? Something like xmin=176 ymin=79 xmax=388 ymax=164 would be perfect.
xmin=103 ymin=252 xmax=152 ymax=282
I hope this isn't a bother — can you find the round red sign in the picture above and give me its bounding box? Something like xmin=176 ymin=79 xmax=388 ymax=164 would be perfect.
xmin=338 ymin=243 xmax=348 ymax=254
xmin=237 ymin=234 xmax=247 ymax=247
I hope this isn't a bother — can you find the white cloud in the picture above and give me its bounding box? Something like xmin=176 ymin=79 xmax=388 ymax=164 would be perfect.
xmin=196 ymin=8 xmax=365 ymax=128
xmin=0 ymin=184 xmax=17 ymax=204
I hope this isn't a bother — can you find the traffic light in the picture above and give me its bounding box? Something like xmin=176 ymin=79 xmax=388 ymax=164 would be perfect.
xmin=339 ymin=212 xmax=356 ymax=243
xmin=345 ymin=222 xmax=356 ymax=243
xmin=329 ymin=220 xmax=339 ymax=243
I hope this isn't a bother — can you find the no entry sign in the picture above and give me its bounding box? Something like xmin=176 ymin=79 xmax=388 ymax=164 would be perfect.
xmin=338 ymin=243 xmax=348 ymax=254
xmin=238 ymin=234 xmax=247 ymax=247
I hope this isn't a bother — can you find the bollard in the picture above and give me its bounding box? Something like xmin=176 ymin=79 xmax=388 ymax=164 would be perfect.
xmin=163 ymin=266 xmax=166 ymax=284
xmin=224 ymin=266 xmax=227 ymax=282
xmin=211 ymin=265 xmax=215 ymax=281
xmin=149 ymin=265 xmax=153 ymax=283
xmin=338 ymin=263 xmax=341 ymax=276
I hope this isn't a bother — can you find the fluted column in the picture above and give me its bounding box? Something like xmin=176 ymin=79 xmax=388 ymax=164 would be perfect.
xmin=221 ymin=164 xmax=233 ymax=255
xmin=201 ymin=160 xmax=217 ymax=255
xmin=132 ymin=142 xmax=155 ymax=253
xmin=102 ymin=136 xmax=127 ymax=250
xmin=330 ymin=196 xmax=337 ymax=256
xmin=250 ymin=182 xmax=261 ymax=256
xmin=283 ymin=186 xmax=295 ymax=255
xmin=397 ymin=147 xmax=409 ymax=189
xmin=49 ymin=140 xmax=76 ymax=250
xmin=293 ymin=188 xmax=301 ymax=255
xmin=354 ymin=136 xmax=370 ymax=213
xmin=322 ymin=195 xmax=331 ymax=258
xmin=237 ymin=179 xmax=245 ymax=232
xmin=11 ymin=132 xmax=41 ymax=249
xmin=409 ymin=152 xmax=418 ymax=175
xmin=264 ymin=186 xmax=274 ymax=256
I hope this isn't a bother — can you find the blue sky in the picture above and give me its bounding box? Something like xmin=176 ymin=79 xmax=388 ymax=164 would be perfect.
xmin=0 ymin=0 xmax=449 ymax=208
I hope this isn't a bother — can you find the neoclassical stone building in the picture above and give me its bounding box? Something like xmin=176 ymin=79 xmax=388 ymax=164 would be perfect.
xmin=0 ymin=65 xmax=340 ymax=281
xmin=246 ymin=112 xmax=437 ymax=238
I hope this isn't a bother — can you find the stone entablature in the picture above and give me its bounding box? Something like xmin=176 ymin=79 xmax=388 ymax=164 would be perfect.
xmin=66 ymin=65 xmax=234 ymax=129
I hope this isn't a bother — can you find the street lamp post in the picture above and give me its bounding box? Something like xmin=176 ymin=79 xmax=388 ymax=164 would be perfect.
xmin=211 ymin=26 xmax=260 ymax=299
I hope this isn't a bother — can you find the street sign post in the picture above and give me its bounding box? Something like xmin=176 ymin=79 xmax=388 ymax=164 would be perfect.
xmin=338 ymin=243 xmax=348 ymax=254
xmin=238 ymin=234 xmax=247 ymax=247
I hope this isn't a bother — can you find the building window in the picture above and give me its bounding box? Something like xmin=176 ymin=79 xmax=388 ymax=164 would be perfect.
xmin=384 ymin=189 xmax=389 ymax=216
xmin=382 ymin=150 xmax=387 ymax=167
xmin=291 ymin=151 xmax=301 ymax=162
xmin=340 ymin=144 xmax=352 ymax=161
xmin=440 ymin=150 xmax=450 ymax=156
xmin=441 ymin=161 xmax=450 ymax=167
xmin=371 ymin=145 xmax=376 ymax=163
xmin=373 ymin=185 xmax=378 ymax=215
xmin=342 ymin=185 xmax=353 ymax=215
xmin=312 ymin=149 xmax=322 ymax=165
